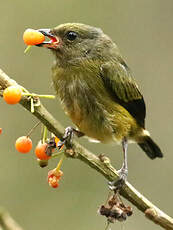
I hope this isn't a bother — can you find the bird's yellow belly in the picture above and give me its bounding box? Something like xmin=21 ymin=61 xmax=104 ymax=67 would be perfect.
xmin=66 ymin=104 xmax=113 ymax=143
xmin=65 ymin=100 xmax=139 ymax=144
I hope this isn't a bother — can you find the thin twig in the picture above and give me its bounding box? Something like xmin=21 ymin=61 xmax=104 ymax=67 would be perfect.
xmin=26 ymin=121 xmax=41 ymax=137
xmin=0 ymin=68 xmax=173 ymax=230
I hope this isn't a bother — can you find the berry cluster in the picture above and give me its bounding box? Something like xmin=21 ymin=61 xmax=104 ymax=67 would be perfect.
xmin=15 ymin=135 xmax=64 ymax=188
xmin=1 ymin=86 xmax=64 ymax=189
xmin=47 ymin=169 xmax=63 ymax=188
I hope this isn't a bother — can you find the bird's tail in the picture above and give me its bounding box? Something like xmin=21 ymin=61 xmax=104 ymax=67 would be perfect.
xmin=138 ymin=135 xmax=163 ymax=159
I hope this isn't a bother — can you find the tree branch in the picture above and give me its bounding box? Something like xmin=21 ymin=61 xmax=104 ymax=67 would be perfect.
xmin=0 ymin=68 xmax=173 ymax=230
xmin=0 ymin=208 xmax=23 ymax=230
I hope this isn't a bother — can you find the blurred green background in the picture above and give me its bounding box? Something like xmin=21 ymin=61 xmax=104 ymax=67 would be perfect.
xmin=0 ymin=0 xmax=173 ymax=229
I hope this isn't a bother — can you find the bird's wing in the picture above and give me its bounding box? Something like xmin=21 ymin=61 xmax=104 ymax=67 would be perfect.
xmin=100 ymin=61 xmax=146 ymax=127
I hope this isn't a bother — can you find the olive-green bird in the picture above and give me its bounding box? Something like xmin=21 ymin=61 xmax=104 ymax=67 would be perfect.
xmin=36 ymin=23 xmax=163 ymax=186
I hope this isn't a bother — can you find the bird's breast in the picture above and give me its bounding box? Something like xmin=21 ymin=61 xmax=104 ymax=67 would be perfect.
xmin=52 ymin=65 xmax=115 ymax=142
xmin=62 ymin=82 xmax=114 ymax=142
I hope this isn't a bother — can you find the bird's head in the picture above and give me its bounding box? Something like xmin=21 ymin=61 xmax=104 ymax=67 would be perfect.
xmin=37 ymin=23 xmax=116 ymax=65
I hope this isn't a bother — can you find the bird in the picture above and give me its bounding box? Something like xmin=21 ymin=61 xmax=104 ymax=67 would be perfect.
xmin=36 ymin=23 xmax=163 ymax=187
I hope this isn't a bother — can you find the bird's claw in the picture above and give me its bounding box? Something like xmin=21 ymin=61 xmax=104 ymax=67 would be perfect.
xmin=58 ymin=126 xmax=84 ymax=149
xmin=58 ymin=126 xmax=75 ymax=149
xmin=63 ymin=126 xmax=74 ymax=141
xmin=108 ymin=168 xmax=128 ymax=191
xmin=117 ymin=168 xmax=128 ymax=181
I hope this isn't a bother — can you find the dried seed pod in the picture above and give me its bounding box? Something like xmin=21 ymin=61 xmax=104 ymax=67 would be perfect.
xmin=99 ymin=191 xmax=133 ymax=223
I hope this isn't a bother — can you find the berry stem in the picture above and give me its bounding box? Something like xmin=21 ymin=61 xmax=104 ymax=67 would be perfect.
xmin=55 ymin=154 xmax=65 ymax=172
xmin=31 ymin=97 xmax=34 ymax=113
xmin=51 ymin=151 xmax=64 ymax=159
xmin=20 ymin=86 xmax=30 ymax=94
xmin=42 ymin=125 xmax=47 ymax=144
xmin=104 ymin=221 xmax=110 ymax=230
xmin=24 ymin=45 xmax=32 ymax=54
xmin=22 ymin=93 xmax=55 ymax=99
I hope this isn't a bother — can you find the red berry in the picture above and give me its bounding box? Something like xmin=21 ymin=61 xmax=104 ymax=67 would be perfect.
xmin=48 ymin=177 xmax=59 ymax=188
xmin=15 ymin=136 xmax=32 ymax=153
xmin=47 ymin=169 xmax=63 ymax=188
xmin=0 ymin=128 xmax=2 ymax=135
xmin=35 ymin=141 xmax=50 ymax=160
xmin=48 ymin=169 xmax=63 ymax=180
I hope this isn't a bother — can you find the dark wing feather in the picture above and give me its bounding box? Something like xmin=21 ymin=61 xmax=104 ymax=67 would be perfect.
xmin=101 ymin=61 xmax=146 ymax=127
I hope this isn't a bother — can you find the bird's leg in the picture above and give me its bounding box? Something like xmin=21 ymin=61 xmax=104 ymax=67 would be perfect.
xmin=118 ymin=138 xmax=128 ymax=180
xmin=109 ymin=138 xmax=128 ymax=190
xmin=57 ymin=126 xmax=84 ymax=149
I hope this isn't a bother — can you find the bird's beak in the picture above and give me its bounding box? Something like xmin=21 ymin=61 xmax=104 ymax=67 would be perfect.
xmin=36 ymin=29 xmax=59 ymax=49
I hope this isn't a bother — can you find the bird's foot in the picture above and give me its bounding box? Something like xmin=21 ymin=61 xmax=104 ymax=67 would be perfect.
xmin=108 ymin=168 xmax=128 ymax=191
xmin=117 ymin=167 xmax=128 ymax=182
xmin=57 ymin=127 xmax=74 ymax=149
xmin=57 ymin=126 xmax=84 ymax=149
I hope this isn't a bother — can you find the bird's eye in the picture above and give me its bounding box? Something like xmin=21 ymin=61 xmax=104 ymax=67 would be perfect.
xmin=66 ymin=31 xmax=78 ymax=41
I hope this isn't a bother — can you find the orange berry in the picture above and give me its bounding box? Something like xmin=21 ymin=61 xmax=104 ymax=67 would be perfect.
xmin=3 ymin=86 xmax=22 ymax=105
xmin=23 ymin=29 xmax=45 ymax=45
xmin=35 ymin=141 xmax=50 ymax=160
xmin=15 ymin=136 xmax=32 ymax=153
xmin=0 ymin=128 xmax=2 ymax=135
